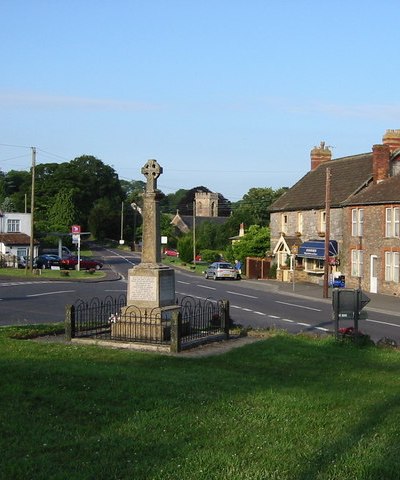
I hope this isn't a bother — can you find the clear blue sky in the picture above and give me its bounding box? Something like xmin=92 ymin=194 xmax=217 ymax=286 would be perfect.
xmin=1 ymin=0 xmax=400 ymax=202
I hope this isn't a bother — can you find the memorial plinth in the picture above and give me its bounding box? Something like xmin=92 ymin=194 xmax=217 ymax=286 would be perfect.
xmin=111 ymin=159 xmax=179 ymax=342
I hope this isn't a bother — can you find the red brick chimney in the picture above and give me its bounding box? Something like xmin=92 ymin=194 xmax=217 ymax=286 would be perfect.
xmin=310 ymin=141 xmax=332 ymax=171
xmin=372 ymin=144 xmax=391 ymax=183
xmin=382 ymin=129 xmax=400 ymax=153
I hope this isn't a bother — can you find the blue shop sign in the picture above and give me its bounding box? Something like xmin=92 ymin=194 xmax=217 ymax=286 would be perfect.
xmin=298 ymin=240 xmax=338 ymax=259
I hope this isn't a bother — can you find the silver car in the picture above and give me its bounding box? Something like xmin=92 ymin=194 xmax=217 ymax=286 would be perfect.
xmin=204 ymin=262 xmax=240 ymax=280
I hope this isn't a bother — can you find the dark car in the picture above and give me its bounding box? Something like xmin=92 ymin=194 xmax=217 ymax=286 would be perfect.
xmin=33 ymin=254 xmax=61 ymax=269
xmin=204 ymin=262 xmax=240 ymax=280
xmin=59 ymin=256 xmax=103 ymax=270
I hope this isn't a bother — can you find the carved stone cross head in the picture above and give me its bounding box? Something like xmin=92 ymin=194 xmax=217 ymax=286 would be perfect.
xmin=141 ymin=159 xmax=163 ymax=193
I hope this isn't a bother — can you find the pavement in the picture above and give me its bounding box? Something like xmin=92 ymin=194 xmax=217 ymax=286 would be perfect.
xmin=243 ymin=276 xmax=400 ymax=318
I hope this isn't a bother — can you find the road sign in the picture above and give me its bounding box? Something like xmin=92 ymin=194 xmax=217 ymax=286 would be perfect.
xmin=71 ymin=225 xmax=81 ymax=234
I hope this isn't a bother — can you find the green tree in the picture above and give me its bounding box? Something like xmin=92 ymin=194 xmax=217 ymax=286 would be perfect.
xmin=47 ymin=190 xmax=78 ymax=233
xmin=88 ymin=197 xmax=121 ymax=240
xmin=231 ymin=225 xmax=270 ymax=261
xmin=177 ymin=235 xmax=193 ymax=263
xmin=232 ymin=187 xmax=288 ymax=227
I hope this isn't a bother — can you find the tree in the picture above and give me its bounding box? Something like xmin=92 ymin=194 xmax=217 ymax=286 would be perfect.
xmin=177 ymin=235 xmax=193 ymax=263
xmin=47 ymin=190 xmax=78 ymax=233
xmin=232 ymin=187 xmax=288 ymax=227
xmin=231 ymin=225 xmax=270 ymax=261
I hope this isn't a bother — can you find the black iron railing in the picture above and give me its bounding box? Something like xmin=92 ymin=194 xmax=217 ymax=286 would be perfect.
xmin=65 ymin=294 xmax=230 ymax=352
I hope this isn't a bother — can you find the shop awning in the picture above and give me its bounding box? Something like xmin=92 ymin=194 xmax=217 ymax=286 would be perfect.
xmin=298 ymin=240 xmax=338 ymax=259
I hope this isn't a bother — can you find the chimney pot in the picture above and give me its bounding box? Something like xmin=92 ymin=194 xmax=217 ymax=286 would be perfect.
xmin=310 ymin=141 xmax=332 ymax=171
xmin=382 ymin=129 xmax=400 ymax=153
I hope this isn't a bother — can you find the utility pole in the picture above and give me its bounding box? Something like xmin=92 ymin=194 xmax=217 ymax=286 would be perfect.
xmin=28 ymin=147 xmax=36 ymax=271
xmin=323 ymin=167 xmax=331 ymax=298
xmin=120 ymin=201 xmax=124 ymax=244
xmin=192 ymin=200 xmax=196 ymax=265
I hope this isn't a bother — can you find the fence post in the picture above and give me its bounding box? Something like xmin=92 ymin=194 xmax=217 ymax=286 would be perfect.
xmin=65 ymin=304 xmax=75 ymax=341
xmin=170 ymin=309 xmax=182 ymax=353
xmin=221 ymin=299 xmax=230 ymax=339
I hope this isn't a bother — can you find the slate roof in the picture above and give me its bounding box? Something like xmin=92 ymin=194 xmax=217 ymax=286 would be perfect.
xmin=269 ymin=153 xmax=373 ymax=212
xmin=342 ymin=174 xmax=400 ymax=206
xmin=0 ymin=233 xmax=37 ymax=245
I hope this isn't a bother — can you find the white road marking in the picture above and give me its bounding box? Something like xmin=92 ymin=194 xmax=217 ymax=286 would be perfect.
xmin=268 ymin=315 xmax=281 ymax=319
xmin=275 ymin=300 xmax=322 ymax=312
xmin=105 ymin=248 xmax=135 ymax=265
xmin=253 ymin=311 xmax=266 ymax=316
xmin=297 ymin=322 xmax=311 ymax=327
xmin=366 ymin=318 xmax=400 ymax=328
xmin=177 ymin=280 xmax=191 ymax=285
xmin=196 ymin=285 xmax=216 ymax=290
xmin=282 ymin=318 xmax=295 ymax=323
xmin=315 ymin=327 xmax=330 ymax=332
xmin=226 ymin=291 xmax=258 ymax=298
xmin=27 ymin=290 xmax=75 ymax=297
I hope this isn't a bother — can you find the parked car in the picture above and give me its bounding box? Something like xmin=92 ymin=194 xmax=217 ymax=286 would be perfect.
xmin=40 ymin=246 xmax=72 ymax=258
xmin=204 ymin=262 xmax=240 ymax=280
xmin=17 ymin=256 xmax=28 ymax=269
xmin=163 ymin=248 xmax=179 ymax=257
xmin=59 ymin=256 xmax=103 ymax=270
xmin=33 ymin=254 xmax=61 ymax=269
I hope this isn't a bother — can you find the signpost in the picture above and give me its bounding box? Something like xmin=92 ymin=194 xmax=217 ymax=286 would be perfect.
xmin=332 ymin=288 xmax=370 ymax=338
xmin=71 ymin=225 xmax=81 ymax=271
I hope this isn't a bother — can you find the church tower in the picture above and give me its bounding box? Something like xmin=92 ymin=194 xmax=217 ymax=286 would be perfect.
xmin=195 ymin=191 xmax=219 ymax=217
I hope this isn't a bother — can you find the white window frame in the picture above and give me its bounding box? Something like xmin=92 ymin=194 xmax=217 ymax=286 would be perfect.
xmin=351 ymin=208 xmax=364 ymax=237
xmin=385 ymin=207 xmax=400 ymax=238
xmin=385 ymin=251 xmax=400 ymax=283
xmin=351 ymin=249 xmax=363 ymax=277
xmin=304 ymin=258 xmax=324 ymax=273
xmin=7 ymin=219 xmax=20 ymax=233
xmin=395 ymin=208 xmax=400 ymax=237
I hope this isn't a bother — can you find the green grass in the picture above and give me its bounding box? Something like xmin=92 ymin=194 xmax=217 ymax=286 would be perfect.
xmin=0 ymin=267 xmax=106 ymax=280
xmin=162 ymin=255 xmax=208 ymax=275
xmin=1 ymin=328 xmax=400 ymax=479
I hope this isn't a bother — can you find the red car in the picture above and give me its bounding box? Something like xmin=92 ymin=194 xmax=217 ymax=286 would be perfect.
xmin=163 ymin=248 xmax=179 ymax=257
xmin=59 ymin=256 xmax=103 ymax=270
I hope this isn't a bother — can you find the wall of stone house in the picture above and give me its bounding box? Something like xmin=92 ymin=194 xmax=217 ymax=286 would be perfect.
xmin=270 ymin=208 xmax=344 ymax=246
xmin=342 ymin=205 xmax=400 ymax=295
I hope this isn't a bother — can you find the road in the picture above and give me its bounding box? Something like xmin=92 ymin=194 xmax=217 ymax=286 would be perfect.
xmin=1 ymin=246 xmax=400 ymax=344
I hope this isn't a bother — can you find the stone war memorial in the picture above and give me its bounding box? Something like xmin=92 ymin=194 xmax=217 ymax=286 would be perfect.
xmin=111 ymin=159 xmax=179 ymax=341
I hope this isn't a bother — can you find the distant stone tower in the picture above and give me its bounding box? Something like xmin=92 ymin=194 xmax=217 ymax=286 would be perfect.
xmin=195 ymin=191 xmax=219 ymax=217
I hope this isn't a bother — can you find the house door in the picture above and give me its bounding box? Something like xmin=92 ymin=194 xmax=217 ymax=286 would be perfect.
xmin=370 ymin=255 xmax=378 ymax=294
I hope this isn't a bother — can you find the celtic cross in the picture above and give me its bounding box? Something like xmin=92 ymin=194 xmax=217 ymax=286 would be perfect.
xmin=141 ymin=159 xmax=163 ymax=193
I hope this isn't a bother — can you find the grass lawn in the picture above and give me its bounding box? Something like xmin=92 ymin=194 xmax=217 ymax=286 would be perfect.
xmin=1 ymin=327 xmax=400 ymax=479
xmin=0 ymin=267 xmax=106 ymax=280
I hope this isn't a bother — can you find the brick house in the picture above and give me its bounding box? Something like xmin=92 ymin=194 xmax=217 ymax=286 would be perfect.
xmin=269 ymin=130 xmax=400 ymax=295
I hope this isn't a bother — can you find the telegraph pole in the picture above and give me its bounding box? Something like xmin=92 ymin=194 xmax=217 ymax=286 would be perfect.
xmin=28 ymin=147 xmax=36 ymax=270
xmin=323 ymin=167 xmax=331 ymax=298
xmin=192 ymin=200 xmax=196 ymax=265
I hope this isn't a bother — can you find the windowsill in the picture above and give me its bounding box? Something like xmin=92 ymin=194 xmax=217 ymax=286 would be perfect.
xmin=304 ymin=270 xmax=324 ymax=275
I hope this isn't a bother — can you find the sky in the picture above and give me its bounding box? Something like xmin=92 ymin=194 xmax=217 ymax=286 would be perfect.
xmin=1 ymin=0 xmax=400 ymax=203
